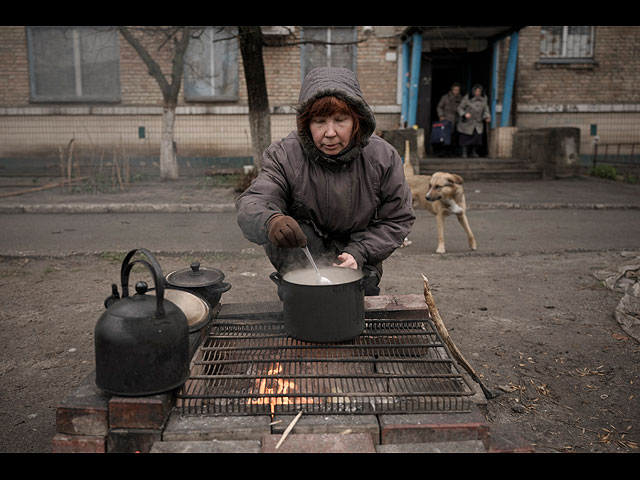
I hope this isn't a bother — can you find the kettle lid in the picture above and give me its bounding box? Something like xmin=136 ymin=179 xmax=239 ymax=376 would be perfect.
xmin=107 ymin=281 xmax=184 ymax=321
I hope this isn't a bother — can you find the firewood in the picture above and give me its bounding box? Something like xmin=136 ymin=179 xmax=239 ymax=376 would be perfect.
xmin=421 ymin=274 xmax=498 ymax=400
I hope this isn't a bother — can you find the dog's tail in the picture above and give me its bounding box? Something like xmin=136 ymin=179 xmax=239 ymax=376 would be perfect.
xmin=403 ymin=140 xmax=415 ymax=178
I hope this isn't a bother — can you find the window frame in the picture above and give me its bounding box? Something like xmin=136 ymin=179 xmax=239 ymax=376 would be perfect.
xmin=26 ymin=26 xmax=121 ymax=103
xmin=538 ymin=26 xmax=597 ymax=65
xmin=183 ymin=26 xmax=239 ymax=103
xmin=300 ymin=26 xmax=358 ymax=80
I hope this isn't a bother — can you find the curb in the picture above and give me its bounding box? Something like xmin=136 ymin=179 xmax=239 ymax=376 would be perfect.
xmin=0 ymin=203 xmax=237 ymax=214
xmin=1 ymin=202 xmax=639 ymax=214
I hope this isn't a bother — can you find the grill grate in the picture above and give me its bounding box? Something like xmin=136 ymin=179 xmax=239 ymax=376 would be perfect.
xmin=176 ymin=314 xmax=474 ymax=415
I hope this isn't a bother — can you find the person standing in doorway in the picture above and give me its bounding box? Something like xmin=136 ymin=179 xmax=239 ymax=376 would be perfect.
xmin=456 ymin=84 xmax=491 ymax=158
xmin=436 ymin=82 xmax=462 ymax=156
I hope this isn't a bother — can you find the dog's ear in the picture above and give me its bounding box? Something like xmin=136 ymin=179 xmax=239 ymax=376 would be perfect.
xmin=448 ymin=174 xmax=464 ymax=185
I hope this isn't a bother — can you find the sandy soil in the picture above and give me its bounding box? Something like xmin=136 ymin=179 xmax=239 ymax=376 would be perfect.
xmin=1 ymin=246 xmax=638 ymax=453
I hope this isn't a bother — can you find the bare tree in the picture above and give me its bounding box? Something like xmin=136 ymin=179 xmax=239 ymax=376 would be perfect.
xmin=238 ymin=26 xmax=271 ymax=171
xmin=118 ymin=26 xmax=199 ymax=180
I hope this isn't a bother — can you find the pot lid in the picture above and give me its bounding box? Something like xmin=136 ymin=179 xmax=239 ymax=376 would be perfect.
xmin=165 ymin=262 xmax=225 ymax=288
xmin=162 ymin=288 xmax=210 ymax=332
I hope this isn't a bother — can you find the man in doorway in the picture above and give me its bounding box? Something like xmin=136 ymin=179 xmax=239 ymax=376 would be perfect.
xmin=435 ymin=82 xmax=462 ymax=157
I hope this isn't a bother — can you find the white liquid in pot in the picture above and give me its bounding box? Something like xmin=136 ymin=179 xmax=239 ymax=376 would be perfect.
xmin=282 ymin=267 xmax=363 ymax=286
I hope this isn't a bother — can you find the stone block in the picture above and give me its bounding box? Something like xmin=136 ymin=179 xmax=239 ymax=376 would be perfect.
xmin=261 ymin=433 xmax=376 ymax=453
xmin=376 ymin=439 xmax=487 ymax=453
xmin=163 ymin=414 xmax=272 ymax=441
xmin=272 ymin=414 xmax=380 ymax=443
xmin=150 ymin=439 xmax=262 ymax=453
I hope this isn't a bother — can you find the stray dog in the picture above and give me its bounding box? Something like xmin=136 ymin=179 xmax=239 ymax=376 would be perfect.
xmin=403 ymin=148 xmax=477 ymax=254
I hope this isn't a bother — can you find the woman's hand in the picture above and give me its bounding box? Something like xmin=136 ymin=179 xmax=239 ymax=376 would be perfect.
xmin=465 ymin=113 xmax=472 ymax=119
xmin=333 ymin=252 xmax=358 ymax=269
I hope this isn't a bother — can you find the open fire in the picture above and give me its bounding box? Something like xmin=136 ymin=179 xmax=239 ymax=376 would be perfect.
xmin=248 ymin=362 xmax=314 ymax=418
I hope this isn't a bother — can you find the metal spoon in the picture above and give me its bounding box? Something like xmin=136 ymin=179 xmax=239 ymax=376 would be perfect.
xmin=301 ymin=246 xmax=332 ymax=285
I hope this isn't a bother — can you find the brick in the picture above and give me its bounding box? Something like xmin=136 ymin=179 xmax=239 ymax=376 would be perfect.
xmin=107 ymin=428 xmax=162 ymax=454
xmin=55 ymin=372 xmax=110 ymax=436
xmin=261 ymin=433 xmax=376 ymax=453
xmin=51 ymin=433 xmax=107 ymax=454
xmin=379 ymin=405 xmax=490 ymax=445
xmin=108 ymin=393 xmax=174 ymax=429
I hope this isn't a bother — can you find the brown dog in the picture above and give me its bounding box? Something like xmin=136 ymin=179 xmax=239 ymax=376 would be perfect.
xmin=403 ymin=150 xmax=477 ymax=254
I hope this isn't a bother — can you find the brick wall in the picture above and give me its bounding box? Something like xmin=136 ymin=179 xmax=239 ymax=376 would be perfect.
xmin=517 ymin=26 xmax=640 ymax=105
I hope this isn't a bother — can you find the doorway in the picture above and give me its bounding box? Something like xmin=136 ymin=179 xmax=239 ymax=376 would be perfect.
xmin=416 ymin=47 xmax=492 ymax=157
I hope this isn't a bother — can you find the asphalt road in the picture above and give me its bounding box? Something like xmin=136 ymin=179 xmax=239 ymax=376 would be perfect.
xmin=1 ymin=208 xmax=639 ymax=257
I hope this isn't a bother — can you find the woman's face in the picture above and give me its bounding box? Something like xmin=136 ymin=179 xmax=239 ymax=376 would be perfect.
xmin=474 ymin=88 xmax=482 ymax=97
xmin=309 ymin=113 xmax=354 ymax=155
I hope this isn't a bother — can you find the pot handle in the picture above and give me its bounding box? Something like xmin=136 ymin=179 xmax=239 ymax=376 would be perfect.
xmin=209 ymin=282 xmax=232 ymax=294
xmin=120 ymin=248 xmax=166 ymax=316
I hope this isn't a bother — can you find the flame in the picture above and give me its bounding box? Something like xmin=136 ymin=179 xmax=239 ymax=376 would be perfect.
xmin=249 ymin=362 xmax=313 ymax=416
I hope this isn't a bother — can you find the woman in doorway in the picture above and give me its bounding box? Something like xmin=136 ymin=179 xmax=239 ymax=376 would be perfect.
xmin=456 ymin=84 xmax=491 ymax=158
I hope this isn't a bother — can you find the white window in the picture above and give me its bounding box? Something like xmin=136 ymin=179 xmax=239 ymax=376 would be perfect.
xmin=540 ymin=26 xmax=595 ymax=60
xmin=27 ymin=26 xmax=121 ymax=102
xmin=301 ymin=27 xmax=357 ymax=79
xmin=184 ymin=26 xmax=239 ymax=101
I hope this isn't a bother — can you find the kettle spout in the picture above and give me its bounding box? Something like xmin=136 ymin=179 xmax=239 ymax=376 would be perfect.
xmin=104 ymin=284 xmax=120 ymax=309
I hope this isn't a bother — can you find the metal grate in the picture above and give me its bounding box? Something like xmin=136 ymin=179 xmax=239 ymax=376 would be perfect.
xmin=176 ymin=314 xmax=474 ymax=415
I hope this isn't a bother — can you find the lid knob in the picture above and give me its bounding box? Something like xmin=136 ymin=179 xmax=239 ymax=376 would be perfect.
xmin=135 ymin=281 xmax=148 ymax=295
xmin=190 ymin=262 xmax=202 ymax=276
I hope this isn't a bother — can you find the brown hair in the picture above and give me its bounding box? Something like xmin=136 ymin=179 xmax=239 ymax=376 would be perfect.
xmin=298 ymin=96 xmax=365 ymax=145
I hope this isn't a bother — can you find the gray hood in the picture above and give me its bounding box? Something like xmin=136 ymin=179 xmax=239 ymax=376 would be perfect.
xmin=296 ymin=67 xmax=377 ymax=166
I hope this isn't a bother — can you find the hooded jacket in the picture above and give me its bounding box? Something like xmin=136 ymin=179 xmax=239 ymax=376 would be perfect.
xmin=235 ymin=67 xmax=415 ymax=269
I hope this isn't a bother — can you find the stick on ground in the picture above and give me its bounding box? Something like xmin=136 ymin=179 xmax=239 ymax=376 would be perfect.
xmin=422 ymin=274 xmax=498 ymax=400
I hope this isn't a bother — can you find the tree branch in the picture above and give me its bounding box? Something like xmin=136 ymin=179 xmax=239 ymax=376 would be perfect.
xmin=118 ymin=26 xmax=171 ymax=97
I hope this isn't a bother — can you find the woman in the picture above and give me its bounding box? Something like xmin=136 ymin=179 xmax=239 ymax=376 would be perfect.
xmin=456 ymin=84 xmax=491 ymax=158
xmin=236 ymin=67 xmax=415 ymax=297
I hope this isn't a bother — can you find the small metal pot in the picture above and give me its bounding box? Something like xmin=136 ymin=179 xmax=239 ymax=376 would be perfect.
xmin=281 ymin=266 xmax=365 ymax=343
xmin=165 ymin=262 xmax=231 ymax=308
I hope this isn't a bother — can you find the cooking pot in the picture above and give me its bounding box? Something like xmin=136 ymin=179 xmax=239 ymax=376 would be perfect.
xmin=281 ymin=266 xmax=365 ymax=343
xmin=95 ymin=248 xmax=190 ymax=396
xmin=165 ymin=262 xmax=231 ymax=308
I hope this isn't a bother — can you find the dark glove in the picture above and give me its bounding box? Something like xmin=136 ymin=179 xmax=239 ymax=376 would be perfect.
xmin=267 ymin=215 xmax=307 ymax=248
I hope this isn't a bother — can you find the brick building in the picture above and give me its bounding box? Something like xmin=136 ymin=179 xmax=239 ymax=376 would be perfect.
xmin=0 ymin=25 xmax=638 ymax=176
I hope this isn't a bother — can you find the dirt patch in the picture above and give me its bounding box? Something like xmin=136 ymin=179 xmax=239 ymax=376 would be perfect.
xmin=0 ymin=248 xmax=638 ymax=453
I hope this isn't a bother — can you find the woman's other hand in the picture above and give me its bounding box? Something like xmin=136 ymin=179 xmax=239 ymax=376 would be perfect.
xmin=333 ymin=252 xmax=358 ymax=269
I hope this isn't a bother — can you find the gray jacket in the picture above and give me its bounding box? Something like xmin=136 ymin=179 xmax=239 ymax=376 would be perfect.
xmin=456 ymin=93 xmax=491 ymax=136
xmin=235 ymin=67 xmax=415 ymax=269
xmin=437 ymin=91 xmax=461 ymax=125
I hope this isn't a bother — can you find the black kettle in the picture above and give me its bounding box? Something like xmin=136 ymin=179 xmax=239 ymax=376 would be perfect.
xmin=94 ymin=248 xmax=190 ymax=396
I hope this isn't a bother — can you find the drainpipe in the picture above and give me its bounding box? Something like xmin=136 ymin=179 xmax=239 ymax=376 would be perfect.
xmin=490 ymin=40 xmax=499 ymax=129
xmin=500 ymin=30 xmax=519 ymax=127
xmin=407 ymin=32 xmax=422 ymax=128
xmin=401 ymin=40 xmax=411 ymax=127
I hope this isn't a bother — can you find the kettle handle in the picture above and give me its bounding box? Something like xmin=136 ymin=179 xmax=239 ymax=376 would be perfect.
xmin=120 ymin=248 xmax=166 ymax=316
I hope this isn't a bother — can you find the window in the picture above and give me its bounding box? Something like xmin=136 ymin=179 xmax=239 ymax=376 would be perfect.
xmin=184 ymin=26 xmax=239 ymax=101
xmin=540 ymin=26 xmax=595 ymax=60
xmin=301 ymin=27 xmax=357 ymax=79
xmin=27 ymin=26 xmax=120 ymax=102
